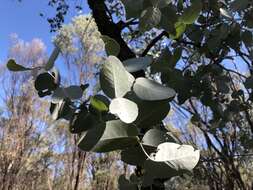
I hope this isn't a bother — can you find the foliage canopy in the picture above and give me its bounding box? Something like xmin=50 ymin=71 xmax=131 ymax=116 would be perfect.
xmin=7 ymin=0 xmax=253 ymax=189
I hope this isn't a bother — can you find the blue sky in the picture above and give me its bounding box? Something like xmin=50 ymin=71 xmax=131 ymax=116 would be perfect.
xmin=0 ymin=0 xmax=90 ymax=63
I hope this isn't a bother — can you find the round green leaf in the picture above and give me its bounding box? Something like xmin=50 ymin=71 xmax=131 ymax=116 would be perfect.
xmin=139 ymin=7 xmax=161 ymax=32
xmin=142 ymin=129 xmax=176 ymax=148
xmin=121 ymin=0 xmax=143 ymax=19
xmin=100 ymin=56 xmax=135 ymax=98
xmin=90 ymin=95 xmax=109 ymax=113
xmin=101 ymin=35 xmax=120 ymax=56
xmin=77 ymin=122 xmax=106 ymax=151
xmin=78 ymin=120 xmax=139 ymax=152
xmin=180 ymin=0 xmax=202 ymax=24
xmin=169 ymin=21 xmax=186 ymax=39
xmin=133 ymin=77 xmax=176 ymax=101
xmin=123 ymin=56 xmax=153 ymax=72
xmin=109 ymin=98 xmax=138 ymax=124
xmin=143 ymin=142 xmax=200 ymax=180
xmin=125 ymin=93 xmax=171 ymax=128
xmin=70 ymin=111 xmax=99 ymax=134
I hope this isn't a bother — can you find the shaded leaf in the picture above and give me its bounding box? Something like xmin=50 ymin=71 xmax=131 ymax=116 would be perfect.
xmin=101 ymin=35 xmax=120 ymax=56
xmin=90 ymin=95 xmax=109 ymax=113
xmin=123 ymin=56 xmax=153 ymax=72
xmin=159 ymin=5 xmax=177 ymax=33
xmin=70 ymin=110 xmax=99 ymax=134
xmin=142 ymin=129 xmax=176 ymax=148
xmin=51 ymin=99 xmax=73 ymax=120
xmin=121 ymin=0 xmax=143 ymax=19
xmin=231 ymin=0 xmax=249 ymax=11
xmin=78 ymin=120 xmax=139 ymax=152
xmin=139 ymin=7 xmax=161 ymax=32
xmin=34 ymin=72 xmax=57 ymax=92
xmin=125 ymin=93 xmax=171 ymax=128
xmin=169 ymin=21 xmax=186 ymax=39
xmin=180 ymin=0 xmax=202 ymax=24
xmin=150 ymin=0 xmax=172 ymax=8
xmin=121 ymin=145 xmax=153 ymax=166
xmin=143 ymin=142 xmax=200 ymax=180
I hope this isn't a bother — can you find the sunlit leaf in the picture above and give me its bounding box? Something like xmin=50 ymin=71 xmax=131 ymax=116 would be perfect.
xmin=109 ymin=97 xmax=138 ymax=123
xmin=143 ymin=142 xmax=200 ymax=179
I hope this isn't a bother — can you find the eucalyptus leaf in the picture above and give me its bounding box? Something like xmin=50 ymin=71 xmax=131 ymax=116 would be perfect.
xmin=143 ymin=142 xmax=200 ymax=179
xmin=101 ymin=35 xmax=120 ymax=56
xmin=230 ymin=0 xmax=249 ymax=11
xmin=121 ymin=145 xmax=155 ymax=166
xmin=139 ymin=7 xmax=161 ymax=32
xmin=142 ymin=129 xmax=176 ymax=148
xmin=90 ymin=95 xmax=109 ymax=113
xmin=133 ymin=77 xmax=176 ymax=101
xmin=125 ymin=93 xmax=170 ymax=128
xmin=51 ymin=85 xmax=84 ymax=102
xmin=180 ymin=0 xmax=202 ymax=24
xmin=78 ymin=120 xmax=139 ymax=152
xmin=150 ymin=142 xmax=200 ymax=170
xmin=123 ymin=56 xmax=153 ymax=72
xmin=121 ymin=0 xmax=143 ymax=19
xmin=70 ymin=111 xmax=99 ymax=134
xmin=100 ymin=56 xmax=135 ymax=98
xmin=169 ymin=21 xmax=186 ymax=39
xmin=159 ymin=5 xmax=177 ymax=33
xmin=109 ymin=98 xmax=138 ymax=124
xmin=51 ymin=99 xmax=72 ymax=120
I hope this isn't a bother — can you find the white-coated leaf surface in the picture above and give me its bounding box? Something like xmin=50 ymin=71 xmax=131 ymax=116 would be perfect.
xmin=100 ymin=56 xmax=135 ymax=98
xmin=151 ymin=142 xmax=200 ymax=170
xmin=110 ymin=98 xmax=138 ymax=124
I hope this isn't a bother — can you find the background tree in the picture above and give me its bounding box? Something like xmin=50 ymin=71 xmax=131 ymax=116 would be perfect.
xmin=0 ymin=36 xmax=53 ymax=190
